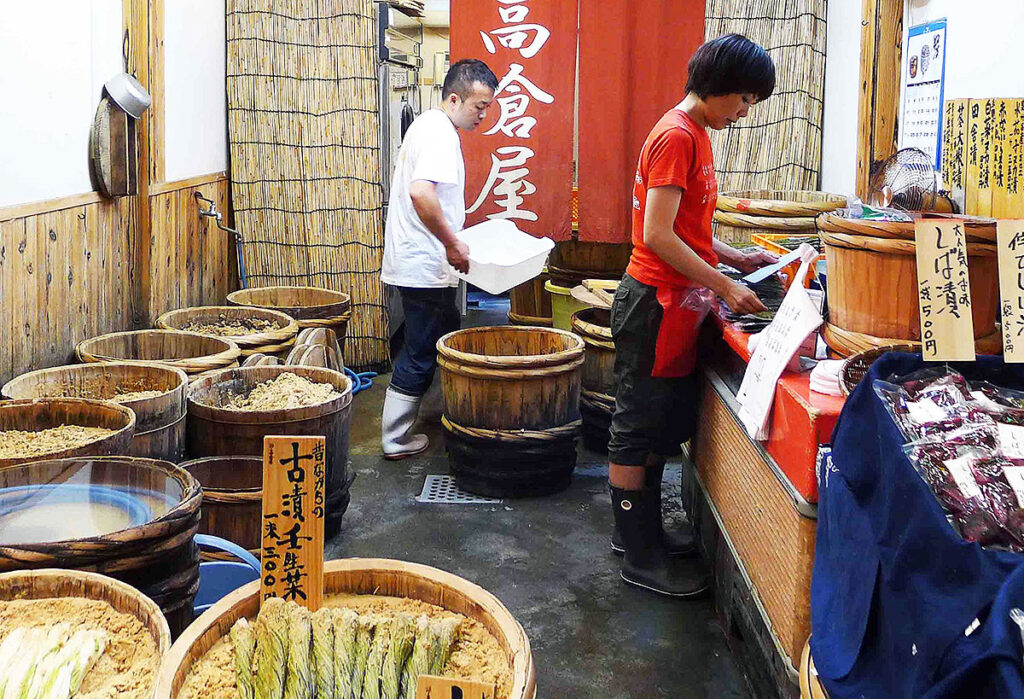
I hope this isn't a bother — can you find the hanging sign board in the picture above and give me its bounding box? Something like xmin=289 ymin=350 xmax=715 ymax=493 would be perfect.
xmin=261 ymin=435 xmax=326 ymax=611
xmin=914 ymin=219 xmax=976 ymax=361
xmin=415 ymin=676 xmax=495 ymax=699
xmin=997 ymin=220 xmax=1024 ymax=362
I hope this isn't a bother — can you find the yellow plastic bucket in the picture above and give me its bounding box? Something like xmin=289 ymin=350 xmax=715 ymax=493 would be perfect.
xmin=544 ymin=280 xmax=590 ymax=331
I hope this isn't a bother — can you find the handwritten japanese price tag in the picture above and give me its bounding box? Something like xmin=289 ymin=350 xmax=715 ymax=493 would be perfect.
xmin=736 ymin=244 xmax=823 ymax=440
xmin=261 ymin=435 xmax=326 ymax=611
xmin=416 ymin=676 xmax=495 ymax=699
xmin=914 ymin=220 xmax=976 ymax=361
xmin=997 ymin=220 xmax=1024 ymax=362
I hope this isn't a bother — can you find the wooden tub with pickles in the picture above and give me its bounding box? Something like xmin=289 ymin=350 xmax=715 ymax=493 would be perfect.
xmin=156 ymin=559 xmax=536 ymax=698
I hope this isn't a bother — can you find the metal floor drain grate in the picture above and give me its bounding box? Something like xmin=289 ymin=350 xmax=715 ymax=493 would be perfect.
xmin=416 ymin=475 xmax=500 ymax=504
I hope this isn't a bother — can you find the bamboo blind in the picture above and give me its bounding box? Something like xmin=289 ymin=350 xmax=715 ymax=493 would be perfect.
xmin=704 ymin=0 xmax=827 ymax=192
xmin=226 ymin=0 xmax=387 ymax=371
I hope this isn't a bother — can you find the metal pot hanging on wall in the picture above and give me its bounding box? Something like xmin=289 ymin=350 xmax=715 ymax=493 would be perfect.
xmin=89 ymin=73 xmax=151 ymax=198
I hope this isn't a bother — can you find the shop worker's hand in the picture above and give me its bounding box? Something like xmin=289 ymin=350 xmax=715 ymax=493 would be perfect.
xmin=735 ymin=249 xmax=779 ymax=274
xmin=447 ymin=240 xmax=471 ymax=274
xmin=723 ymin=282 xmax=768 ymax=316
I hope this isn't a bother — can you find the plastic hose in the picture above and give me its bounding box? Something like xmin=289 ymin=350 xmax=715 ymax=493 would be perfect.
xmin=345 ymin=368 xmax=376 ymax=395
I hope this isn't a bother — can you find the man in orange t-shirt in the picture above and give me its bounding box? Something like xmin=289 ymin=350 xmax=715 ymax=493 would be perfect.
xmin=609 ymin=34 xmax=778 ymax=598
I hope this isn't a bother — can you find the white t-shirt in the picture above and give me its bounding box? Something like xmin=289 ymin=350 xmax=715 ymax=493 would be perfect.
xmin=381 ymin=109 xmax=465 ymax=288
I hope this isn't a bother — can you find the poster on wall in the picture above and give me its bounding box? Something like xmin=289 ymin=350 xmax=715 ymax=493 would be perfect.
xmin=900 ymin=19 xmax=948 ymax=170
xmin=450 ymin=0 xmax=578 ymax=240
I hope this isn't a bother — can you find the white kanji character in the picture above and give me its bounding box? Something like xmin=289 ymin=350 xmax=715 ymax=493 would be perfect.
xmin=467 ymin=146 xmax=538 ymax=222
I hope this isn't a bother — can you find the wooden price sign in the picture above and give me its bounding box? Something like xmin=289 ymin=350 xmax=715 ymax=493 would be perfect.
xmin=997 ymin=220 xmax=1024 ymax=362
xmin=261 ymin=435 xmax=326 ymax=611
xmin=415 ymin=676 xmax=495 ymax=699
xmin=914 ymin=219 xmax=976 ymax=361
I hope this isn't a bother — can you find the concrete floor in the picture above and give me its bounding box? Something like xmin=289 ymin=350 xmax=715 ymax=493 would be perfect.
xmin=327 ymin=295 xmax=752 ymax=698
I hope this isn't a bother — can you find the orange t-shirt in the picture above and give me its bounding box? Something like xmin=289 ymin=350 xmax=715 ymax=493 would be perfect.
xmin=626 ymin=109 xmax=718 ymax=289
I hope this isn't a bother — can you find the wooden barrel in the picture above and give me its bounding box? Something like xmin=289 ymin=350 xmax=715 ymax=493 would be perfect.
xmin=0 ymin=568 xmax=171 ymax=694
xmin=819 ymin=230 xmax=998 ymax=341
xmin=187 ymin=366 xmax=353 ymax=537
xmin=0 ymin=456 xmax=202 ymax=637
xmin=226 ymin=286 xmax=352 ymax=357
xmin=437 ymin=326 xmax=584 ymax=431
xmin=155 ymin=558 xmax=536 ymax=699
xmin=76 ymin=329 xmax=241 ymax=379
xmin=548 ymin=240 xmax=632 ymax=278
xmin=822 ymin=323 xmax=1003 ymax=358
xmin=572 ymin=308 xmax=616 ymax=454
xmin=179 ymin=456 xmax=261 ymax=554
xmin=508 ymin=271 xmax=553 ymax=326
xmin=437 ymin=326 xmax=583 ymax=497
xmin=715 ymin=190 xmax=846 ymax=244
xmin=571 ymin=308 xmax=614 ymax=396
xmin=156 ymin=305 xmax=299 ymax=357
xmin=3 ymin=363 xmax=187 ymax=462
xmin=817 ymin=211 xmax=997 ymax=242
xmin=0 ymin=398 xmax=135 ymax=468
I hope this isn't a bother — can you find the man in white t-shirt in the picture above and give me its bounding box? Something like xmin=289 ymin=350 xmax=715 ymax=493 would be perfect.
xmin=380 ymin=59 xmax=497 ymax=460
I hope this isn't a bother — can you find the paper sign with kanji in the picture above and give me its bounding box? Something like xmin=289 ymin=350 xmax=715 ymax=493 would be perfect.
xmin=997 ymin=220 xmax=1024 ymax=362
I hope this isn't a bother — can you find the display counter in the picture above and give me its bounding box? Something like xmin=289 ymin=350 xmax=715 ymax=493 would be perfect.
xmin=685 ymin=326 xmax=844 ymax=698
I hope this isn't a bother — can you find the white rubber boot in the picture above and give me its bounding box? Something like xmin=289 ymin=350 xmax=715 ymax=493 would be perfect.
xmin=382 ymin=387 xmax=430 ymax=460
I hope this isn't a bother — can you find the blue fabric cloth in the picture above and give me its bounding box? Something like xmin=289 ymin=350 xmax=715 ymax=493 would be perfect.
xmin=811 ymin=353 xmax=1024 ymax=698
xmin=390 ymin=286 xmax=460 ymax=397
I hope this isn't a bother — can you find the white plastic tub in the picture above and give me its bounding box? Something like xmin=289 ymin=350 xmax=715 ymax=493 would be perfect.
xmin=452 ymin=220 xmax=555 ymax=295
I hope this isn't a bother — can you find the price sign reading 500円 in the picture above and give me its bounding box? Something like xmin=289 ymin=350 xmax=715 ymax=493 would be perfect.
xmin=915 ymin=219 xmax=976 ymax=362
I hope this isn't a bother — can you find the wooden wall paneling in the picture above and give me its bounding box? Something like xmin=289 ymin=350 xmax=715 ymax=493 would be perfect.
xmin=148 ymin=190 xmax=176 ymax=319
xmin=857 ymin=0 xmax=904 ymax=199
xmin=126 ymin=0 xmax=153 ymax=326
xmin=148 ymin=0 xmax=166 ymax=184
xmin=0 ymin=219 xmax=21 ymax=381
xmin=73 ymin=205 xmax=91 ymax=343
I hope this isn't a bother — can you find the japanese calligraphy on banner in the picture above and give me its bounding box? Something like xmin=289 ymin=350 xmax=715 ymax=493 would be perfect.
xmin=914 ymin=220 xmax=976 ymax=362
xmin=997 ymin=220 xmax=1024 ymax=362
xmin=450 ymin=0 xmax=577 ymax=240
xmin=261 ymin=435 xmax=326 ymax=610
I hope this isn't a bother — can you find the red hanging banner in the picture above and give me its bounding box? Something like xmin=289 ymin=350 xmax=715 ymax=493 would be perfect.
xmin=450 ymin=0 xmax=578 ymax=240
xmin=577 ymin=0 xmax=706 ymax=243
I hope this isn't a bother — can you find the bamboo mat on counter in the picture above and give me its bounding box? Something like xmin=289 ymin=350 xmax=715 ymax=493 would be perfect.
xmin=704 ymin=0 xmax=827 ymax=193
xmin=226 ymin=0 xmax=388 ymax=371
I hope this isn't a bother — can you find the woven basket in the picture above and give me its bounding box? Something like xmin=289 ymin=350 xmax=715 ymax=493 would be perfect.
xmin=717 ymin=190 xmax=847 ymax=216
xmin=77 ymin=330 xmax=241 ymax=376
xmin=816 ymin=212 xmax=997 ymax=242
xmin=838 ymin=344 xmax=919 ymax=396
xmin=715 ymin=190 xmax=846 ymax=244
xmin=156 ymin=306 xmax=298 ymax=357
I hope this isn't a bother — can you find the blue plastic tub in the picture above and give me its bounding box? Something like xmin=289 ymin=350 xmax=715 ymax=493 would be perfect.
xmin=193 ymin=534 xmax=261 ymax=617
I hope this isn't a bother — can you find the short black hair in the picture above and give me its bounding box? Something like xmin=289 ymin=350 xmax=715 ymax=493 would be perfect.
xmin=442 ymin=59 xmax=499 ymax=100
xmin=685 ymin=34 xmax=775 ymax=102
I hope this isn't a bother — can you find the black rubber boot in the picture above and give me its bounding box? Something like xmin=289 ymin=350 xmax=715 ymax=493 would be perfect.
xmin=611 ymin=486 xmax=710 ymax=598
xmin=611 ymin=464 xmax=696 ymax=557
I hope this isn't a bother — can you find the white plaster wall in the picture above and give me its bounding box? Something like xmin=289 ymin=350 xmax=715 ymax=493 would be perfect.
xmin=820 ymin=0 xmax=862 ymax=197
xmin=0 ymin=0 xmax=123 ymax=207
xmin=164 ymin=0 xmax=227 ymax=181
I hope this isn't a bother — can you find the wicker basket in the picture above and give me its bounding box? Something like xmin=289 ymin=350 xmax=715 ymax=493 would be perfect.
xmin=715 ymin=190 xmax=846 ymax=244
xmin=156 ymin=306 xmax=298 ymax=357
xmin=838 ymin=344 xmax=919 ymax=396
